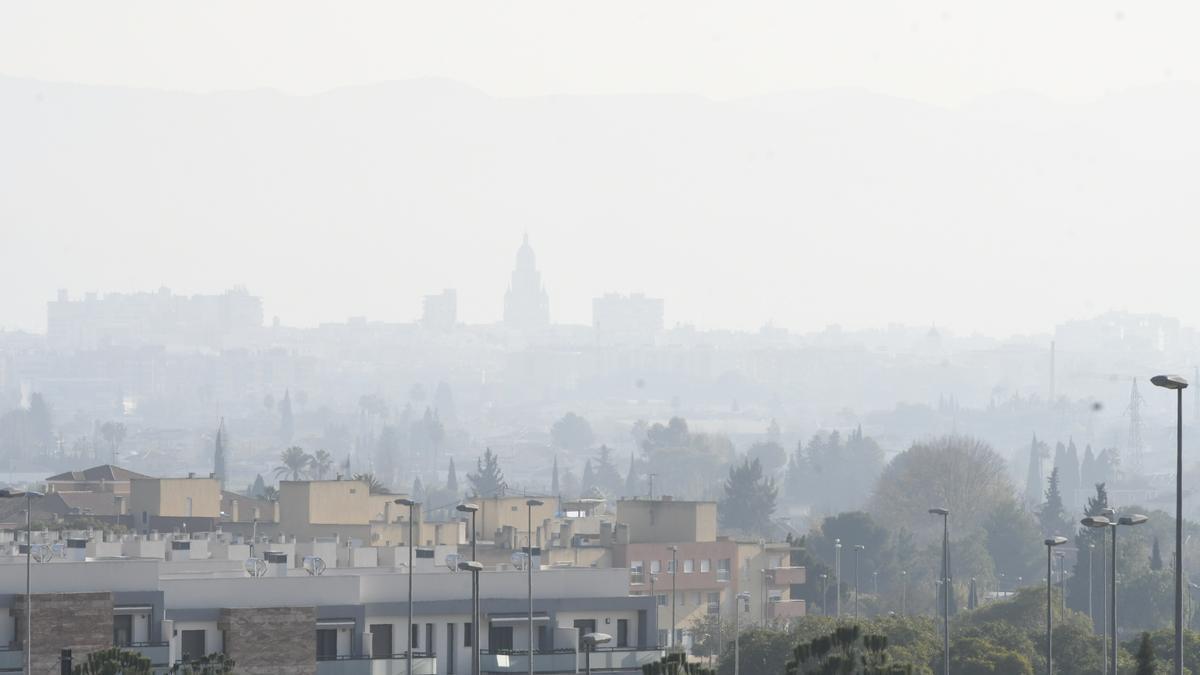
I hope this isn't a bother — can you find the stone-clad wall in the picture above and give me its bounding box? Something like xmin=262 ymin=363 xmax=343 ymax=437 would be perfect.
xmin=219 ymin=606 xmax=316 ymax=675
xmin=13 ymin=591 xmax=114 ymax=675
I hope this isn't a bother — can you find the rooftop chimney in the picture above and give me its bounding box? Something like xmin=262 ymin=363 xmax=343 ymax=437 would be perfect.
xmin=264 ymin=551 xmax=288 ymax=577
xmin=169 ymin=539 xmax=191 ymax=562
xmin=66 ymin=538 xmax=87 ymax=562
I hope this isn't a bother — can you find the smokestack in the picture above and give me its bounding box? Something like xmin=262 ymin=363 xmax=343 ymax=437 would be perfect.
xmin=264 ymin=551 xmax=288 ymax=577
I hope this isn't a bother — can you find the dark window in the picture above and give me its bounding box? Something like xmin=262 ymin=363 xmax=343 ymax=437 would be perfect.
xmin=573 ymin=620 xmax=596 ymax=649
xmin=370 ymin=624 xmax=392 ymax=657
xmin=489 ymin=625 xmax=513 ymax=652
xmin=446 ymin=623 xmax=456 ymax=674
xmin=464 ymin=622 xmax=472 ymax=647
xmin=113 ymin=615 xmax=133 ymax=647
xmin=617 ymin=619 xmax=629 ymax=648
xmin=412 ymin=624 xmax=419 ymax=651
xmin=180 ymin=629 xmax=205 ymax=662
xmin=536 ymin=625 xmax=548 ymax=652
xmin=426 ymin=623 xmax=434 ymax=656
xmin=316 ymin=629 xmax=338 ymax=660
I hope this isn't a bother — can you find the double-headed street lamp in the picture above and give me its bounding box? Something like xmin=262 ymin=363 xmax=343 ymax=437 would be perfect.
xmin=525 ymin=499 xmax=543 ymax=675
xmin=581 ymin=632 xmax=611 ymax=675
xmin=1045 ymin=536 xmax=1069 ymax=675
xmin=1152 ymin=373 xmax=1188 ymax=675
xmin=929 ymin=507 xmax=950 ymax=675
xmin=0 ymin=488 xmax=43 ymax=675
xmin=456 ymin=503 xmax=480 ymax=675
xmin=394 ymin=498 xmax=418 ymax=675
xmin=1083 ymin=511 xmax=1149 ymax=674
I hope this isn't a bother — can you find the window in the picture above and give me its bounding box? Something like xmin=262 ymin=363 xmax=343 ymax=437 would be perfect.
xmin=490 ymin=625 xmax=514 ymax=652
xmin=630 ymin=560 xmax=644 ymax=583
xmin=316 ymin=629 xmax=338 ymax=660
xmin=180 ymin=629 xmax=205 ymax=662
xmin=370 ymin=624 xmax=392 ymax=657
xmin=768 ymin=590 xmax=783 ymax=602
xmin=113 ymin=615 xmax=133 ymax=647
xmin=412 ymin=624 xmax=420 ymax=650
xmin=511 ymin=506 xmax=519 ymax=512
xmin=692 ymin=592 xmax=701 ymax=605
xmin=650 ymin=560 xmax=661 ymax=574
xmin=657 ymin=629 xmax=668 ymax=647
xmin=683 ymin=559 xmax=694 ymax=573
xmin=426 ymin=624 xmax=434 ymax=656
xmin=666 ymin=559 xmax=675 ymax=573
xmin=700 ymin=559 xmax=710 ymax=573
xmin=617 ymin=619 xmax=629 ymax=648
xmin=536 ymin=625 xmax=548 ymax=652
xmin=743 ymin=557 xmax=752 ymax=580
xmin=572 ymin=620 xmax=596 ymax=648
xmin=446 ymin=623 xmax=456 ymax=674
xmin=656 ymin=594 xmax=668 ymax=607
xmin=717 ymin=559 xmax=731 ymax=582
xmin=707 ymin=591 xmax=721 ymax=615
xmin=464 ymin=622 xmax=473 ymax=647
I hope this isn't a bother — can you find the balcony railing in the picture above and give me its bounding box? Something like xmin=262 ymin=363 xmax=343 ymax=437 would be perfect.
xmin=316 ymin=654 xmax=438 ymax=675
xmin=767 ymin=599 xmax=807 ymax=620
xmin=630 ymin=571 xmax=646 ymax=584
xmin=480 ymin=648 xmax=663 ymax=674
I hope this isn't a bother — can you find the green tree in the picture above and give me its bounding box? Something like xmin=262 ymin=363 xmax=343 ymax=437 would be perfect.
xmin=623 ymin=452 xmax=639 ymax=497
xmin=982 ymin=498 xmax=1042 ymax=582
xmin=353 ymin=472 xmax=389 ymax=495
xmin=447 ymin=457 xmax=458 ymax=493
xmin=73 ymin=648 xmax=152 ymax=675
xmin=715 ymin=627 xmax=796 ymax=675
xmin=868 ymin=435 xmax=1013 ymax=540
xmin=468 ymin=448 xmax=507 ymax=497
xmin=1135 ymin=632 xmax=1157 ymax=675
xmin=1037 ymin=468 xmax=1071 ymax=539
xmin=718 ymin=457 xmax=777 ymax=536
xmin=1150 ymin=537 xmax=1163 ymax=571
xmin=279 ymin=389 xmax=294 ymax=444
xmin=747 ymin=440 xmax=786 ymax=476
xmin=311 ymin=449 xmax=334 ymax=480
xmin=274 ymin=446 xmax=311 ymax=481
xmin=171 ymin=653 xmax=236 ymax=674
xmin=550 ymin=412 xmax=594 ymax=451
xmin=591 ymin=445 xmax=623 ymax=496
xmin=100 ymin=421 xmax=126 ymax=464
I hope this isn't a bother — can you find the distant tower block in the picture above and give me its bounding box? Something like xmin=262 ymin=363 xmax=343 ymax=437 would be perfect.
xmin=1126 ymin=378 xmax=1146 ymax=476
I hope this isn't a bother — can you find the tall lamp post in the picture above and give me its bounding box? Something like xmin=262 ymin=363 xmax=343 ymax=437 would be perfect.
xmin=1088 ymin=543 xmax=1095 ymax=626
xmin=525 ymin=499 xmax=543 ymax=675
xmin=819 ymin=574 xmax=828 ymax=616
xmin=929 ymin=507 xmax=950 ymax=675
xmin=734 ymin=591 xmax=751 ymax=675
xmin=581 ymin=632 xmax=611 ymax=675
xmin=1152 ymin=373 xmax=1188 ymax=675
xmin=395 ymin=498 xmax=418 ymax=675
xmin=900 ymin=570 xmax=907 ymax=615
xmin=834 ymin=539 xmax=842 ymax=618
xmin=668 ymin=546 xmax=678 ymax=650
xmin=1045 ymin=536 xmax=1069 ymax=675
xmin=458 ymin=561 xmax=484 ymax=675
xmin=456 ymin=503 xmax=480 ymax=675
xmin=853 ymin=545 xmax=865 ymax=619
xmin=1084 ymin=511 xmax=1150 ymax=674
xmin=0 ymin=488 xmax=42 ymax=675
xmin=1056 ymin=551 xmax=1066 ymax=620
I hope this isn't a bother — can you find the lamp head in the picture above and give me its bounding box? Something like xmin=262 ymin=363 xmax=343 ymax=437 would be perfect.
xmin=1081 ymin=516 xmax=1111 ymax=528
xmin=0 ymin=489 xmax=42 ymax=499
xmin=1152 ymin=374 xmax=1189 ymax=390
xmin=1045 ymin=536 xmax=1069 ymax=547
xmin=457 ymin=560 xmax=483 ymax=572
xmin=854 ymin=544 xmax=865 ymax=551
xmin=395 ymin=498 xmax=416 ymax=507
xmin=582 ymin=632 xmax=612 ymax=647
xmin=526 ymin=499 xmax=545 ymax=507
xmin=1119 ymin=514 xmax=1149 ymax=526
xmin=456 ymin=503 xmax=479 ymax=514
xmin=929 ymin=507 xmax=949 ymax=516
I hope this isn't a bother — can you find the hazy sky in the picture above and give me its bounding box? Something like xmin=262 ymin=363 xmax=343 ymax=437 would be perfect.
xmin=2 ymin=2 xmax=1199 ymax=335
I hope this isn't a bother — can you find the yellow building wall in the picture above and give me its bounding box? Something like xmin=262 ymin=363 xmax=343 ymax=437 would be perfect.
xmin=477 ymin=497 xmax=559 ymax=542
xmin=129 ymin=478 xmax=220 ymax=518
xmin=616 ymin=499 xmax=717 ymax=544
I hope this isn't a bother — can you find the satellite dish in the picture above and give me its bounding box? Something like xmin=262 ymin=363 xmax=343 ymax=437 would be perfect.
xmin=244 ymin=558 xmax=268 ymax=578
xmin=31 ymin=544 xmax=53 ymax=563
xmin=510 ymin=551 xmax=529 ymax=571
xmin=303 ymin=556 xmax=327 ymax=576
xmin=445 ymin=553 xmax=462 ymax=572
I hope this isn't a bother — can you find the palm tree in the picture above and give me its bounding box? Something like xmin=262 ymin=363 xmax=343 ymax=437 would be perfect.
xmin=274 ymin=446 xmax=312 ymax=481
xmin=352 ymin=472 xmax=389 ymax=495
xmin=312 ymin=449 xmax=334 ymax=480
xmin=261 ymin=486 xmax=280 ymax=502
